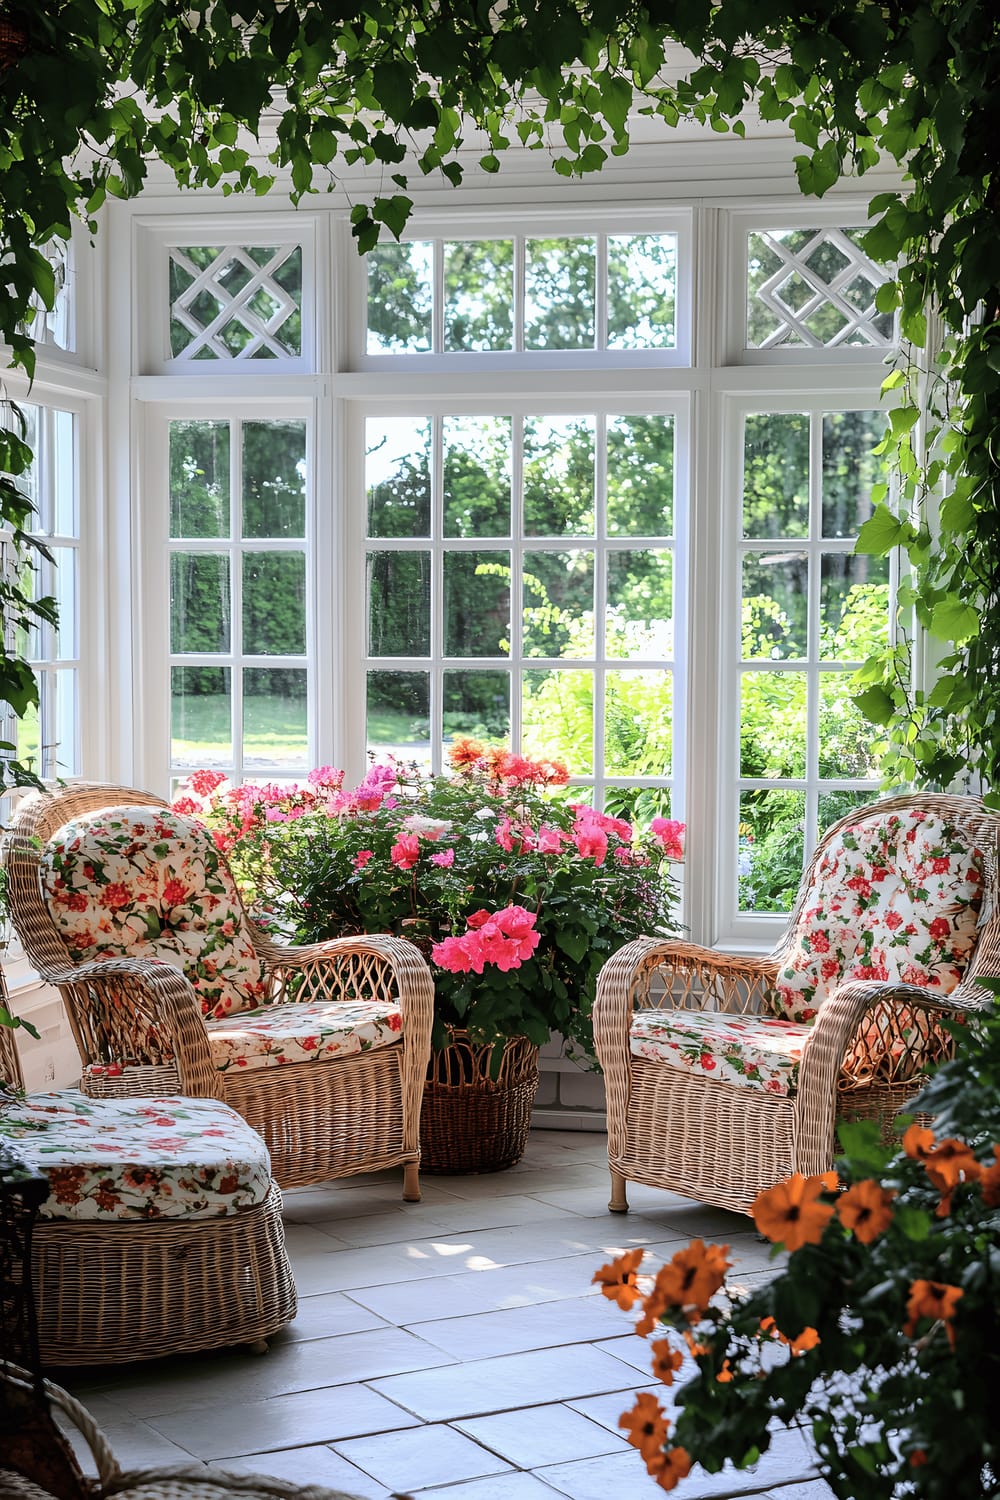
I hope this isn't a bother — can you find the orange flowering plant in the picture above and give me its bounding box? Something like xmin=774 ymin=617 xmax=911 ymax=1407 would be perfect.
xmin=598 ymin=991 xmax=1000 ymax=1498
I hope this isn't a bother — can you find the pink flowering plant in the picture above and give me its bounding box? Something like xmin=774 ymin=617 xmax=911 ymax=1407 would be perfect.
xmin=175 ymin=740 xmax=683 ymax=1056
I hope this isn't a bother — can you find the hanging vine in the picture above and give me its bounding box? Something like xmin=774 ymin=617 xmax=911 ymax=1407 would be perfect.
xmin=0 ymin=0 xmax=998 ymax=794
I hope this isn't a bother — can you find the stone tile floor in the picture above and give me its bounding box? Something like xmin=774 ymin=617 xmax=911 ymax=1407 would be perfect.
xmin=63 ymin=1130 xmax=833 ymax=1500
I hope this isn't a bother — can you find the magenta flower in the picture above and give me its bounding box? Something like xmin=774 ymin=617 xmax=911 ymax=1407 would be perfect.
xmin=354 ymin=849 xmax=374 ymax=870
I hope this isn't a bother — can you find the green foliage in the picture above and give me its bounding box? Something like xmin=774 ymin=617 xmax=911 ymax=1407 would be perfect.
xmin=614 ymin=998 xmax=1000 ymax=1498
xmin=1 ymin=0 xmax=999 ymax=798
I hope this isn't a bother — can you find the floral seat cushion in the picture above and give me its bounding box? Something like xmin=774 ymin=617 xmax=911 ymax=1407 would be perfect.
xmin=40 ymin=805 xmax=267 ymax=1020
xmin=203 ymin=997 xmax=404 ymax=1074
xmin=0 ymin=1092 xmax=272 ymax=1221
xmin=630 ymin=1007 xmax=811 ymax=1097
xmin=772 ymin=808 xmax=985 ymax=1025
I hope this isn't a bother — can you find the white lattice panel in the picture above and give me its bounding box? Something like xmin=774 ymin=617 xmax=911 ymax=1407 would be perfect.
xmin=168 ymin=244 xmax=302 ymax=360
xmin=747 ymin=227 xmax=893 ymax=350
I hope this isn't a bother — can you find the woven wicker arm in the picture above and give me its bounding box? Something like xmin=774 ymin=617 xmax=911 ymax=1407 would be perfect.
xmin=41 ymin=957 xmax=220 ymax=1098
xmin=594 ymin=936 xmax=780 ymax=1168
xmin=794 ymin=975 xmax=991 ymax=1174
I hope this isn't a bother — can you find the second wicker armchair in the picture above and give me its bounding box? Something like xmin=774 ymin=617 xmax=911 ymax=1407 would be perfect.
xmin=594 ymin=794 xmax=1000 ymax=1215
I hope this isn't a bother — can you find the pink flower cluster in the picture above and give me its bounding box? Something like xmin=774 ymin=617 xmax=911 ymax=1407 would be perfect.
xmin=432 ymin=905 xmax=541 ymax=974
xmin=650 ymin=817 xmax=686 ymax=861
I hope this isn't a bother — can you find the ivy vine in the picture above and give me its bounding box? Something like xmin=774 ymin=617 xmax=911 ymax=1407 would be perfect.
xmin=0 ymin=1 xmax=997 ymax=795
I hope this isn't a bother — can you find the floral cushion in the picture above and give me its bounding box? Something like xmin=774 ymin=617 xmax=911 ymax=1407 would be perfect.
xmin=41 ymin=806 xmax=268 ymax=1020
xmin=204 ymin=997 xmax=404 ymax=1073
xmin=0 ymin=1092 xmax=272 ymax=1221
xmin=772 ymin=809 xmax=985 ymax=1025
xmin=630 ymin=1007 xmax=811 ymax=1097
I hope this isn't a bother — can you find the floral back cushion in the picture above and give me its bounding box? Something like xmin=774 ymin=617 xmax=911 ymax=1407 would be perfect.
xmin=772 ymin=808 xmax=985 ymax=1024
xmin=41 ymin=805 xmax=267 ymax=1019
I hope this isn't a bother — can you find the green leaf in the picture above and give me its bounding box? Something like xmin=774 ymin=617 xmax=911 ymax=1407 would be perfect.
xmin=928 ymin=597 xmax=980 ymax=644
xmin=852 ymin=685 xmax=897 ymax=727
xmin=855 ymin=502 xmax=908 ymax=556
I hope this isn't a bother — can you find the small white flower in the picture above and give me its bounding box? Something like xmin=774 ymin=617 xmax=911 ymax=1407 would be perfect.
xmin=474 ymin=807 xmax=497 ymax=821
xmin=402 ymin=814 xmax=452 ymax=841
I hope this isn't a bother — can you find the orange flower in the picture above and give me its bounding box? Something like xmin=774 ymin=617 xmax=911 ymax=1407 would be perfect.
xmin=619 ymin=1391 xmax=670 ymax=1462
xmin=904 ymin=1279 xmax=964 ymax=1347
xmin=447 ymin=736 xmax=485 ymax=767
xmin=836 ymin=1179 xmax=895 ymax=1244
xmin=751 ymin=1171 xmax=838 ymax=1251
xmin=759 ymin=1315 xmax=819 ymax=1355
xmin=650 ymin=1338 xmax=685 ymax=1385
xmin=716 ymin=1358 xmax=734 ymax=1382
xmin=902 ymin=1123 xmax=936 ymax=1160
xmin=648 ymin=1446 xmax=693 ymax=1490
xmin=909 ymin=1449 xmax=928 ymax=1468
xmin=593 ymin=1248 xmax=645 ymax=1310
xmin=682 ymin=1328 xmax=710 ymax=1357
xmin=645 ymin=1239 xmax=731 ymax=1317
xmin=980 ymin=1144 xmax=1000 ymax=1208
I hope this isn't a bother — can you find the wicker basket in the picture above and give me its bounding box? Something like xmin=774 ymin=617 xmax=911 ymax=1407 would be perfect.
xmin=420 ymin=1031 xmax=540 ymax=1174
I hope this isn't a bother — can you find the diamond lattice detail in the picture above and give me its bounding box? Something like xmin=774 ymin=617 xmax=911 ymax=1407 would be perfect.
xmin=747 ymin=229 xmax=892 ymax=350
xmin=168 ymin=245 xmax=302 ymax=361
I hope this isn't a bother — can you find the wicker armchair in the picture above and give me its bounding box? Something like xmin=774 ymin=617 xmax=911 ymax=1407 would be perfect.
xmin=594 ymin=793 xmax=1000 ymax=1216
xmin=3 ymin=782 xmax=434 ymax=1197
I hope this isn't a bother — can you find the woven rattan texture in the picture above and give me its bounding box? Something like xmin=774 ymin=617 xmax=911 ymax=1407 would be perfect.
xmin=594 ymin=792 xmax=1000 ymax=1216
xmin=421 ymin=1032 xmax=540 ymax=1174
xmin=2 ymin=783 xmax=434 ymax=1196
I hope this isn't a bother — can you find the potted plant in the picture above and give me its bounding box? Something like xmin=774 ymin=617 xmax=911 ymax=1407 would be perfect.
xmin=176 ymin=742 xmax=682 ymax=1172
xmin=594 ymin=989 xmax=1000 ymax=1495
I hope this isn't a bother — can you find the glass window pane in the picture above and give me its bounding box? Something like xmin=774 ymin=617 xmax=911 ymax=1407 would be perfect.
xmin=607 ymin=415 xmax=674 ymax=537
xmin=738 ymin=790 xmax=806 ymax=913
xmin=367 ymin=241 xmax=433 ymax=353
xmin=607 ymin=551 xmax=673 ymax=660
xmin=53 ymin=670 xmax=78 ymax=775
xmin=170 ymin=553 xmax=230 ymax=652
xmin=367 ymin=551 xmax=430 ymax=656
xmin=743 ymin=413 xmax=809 ymax=538
xmin=443 ymin=669 xmax=510 ymax=745
xmin=169 ymin=421 xmax=230 ymax=539
xmin=444 ymin=552 xmax=510 ymax=657
xmin=740 ymin=671 xmax=806 ymax=777
xmin=820 ymin=556 xmax=890 ymax=661
xmin=742 ymin=554 xmax=808 ymax=660
xmin=523 ymin=416 xmax=595 ymax=536
xmin=523 ymin=669 xmax=593 ymax=771
xmin=243 ymin=553 xmax=305 ymax=655
xmin=444 ymin=416 xmax=511 ymax=538
xmin=523 ymin=550 xmax=594 ymax=658
xmin=818 ymin=673 xmax=882 ymax=779
xmin=444 ymin=240 xmax=513 ymax=351
xmin=822 ymin=410 xmax=886 ymax=538
xmin=524 ymin=237 xmax=596 ymax=350
xmin=50 ymin=546 xmax=77 ymax=659
xmin=367 ymin=670 xmax=430 ymax=759
xmin=605 ymin=670 xmax=672 ymax=776
xmin=607 ymin=235 xmax=677 ymax=349
xmin=367 ymin=418 xmax=431 ymax=538
xmin=52 ymin=409 xmax=76 ymax=536
xmin=171 ymin=666 xmax=231 ymax=766
xmin=242 ymin=420 xmax=306 ymax=538
xmin=243 ymin=667 xmax=307 ymax=770
xmin=15 ymin=701 xmax=39 ymax=776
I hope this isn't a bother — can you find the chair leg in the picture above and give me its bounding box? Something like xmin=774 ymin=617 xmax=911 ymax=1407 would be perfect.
xmin=403 ymin=1162 xmax=421 ymax=1202
xmin=609 ymin=1169 xmax=629 ymax=1213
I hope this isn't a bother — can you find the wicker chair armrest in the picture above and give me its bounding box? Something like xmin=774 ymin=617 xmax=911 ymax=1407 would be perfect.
xmin=48 ymin=958 xmax=219 ymax=1097
xmin=794 ymin=979 xmax=979 ymax=1172
xmin=262 ymin=932 xmax=435 ymax=1047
